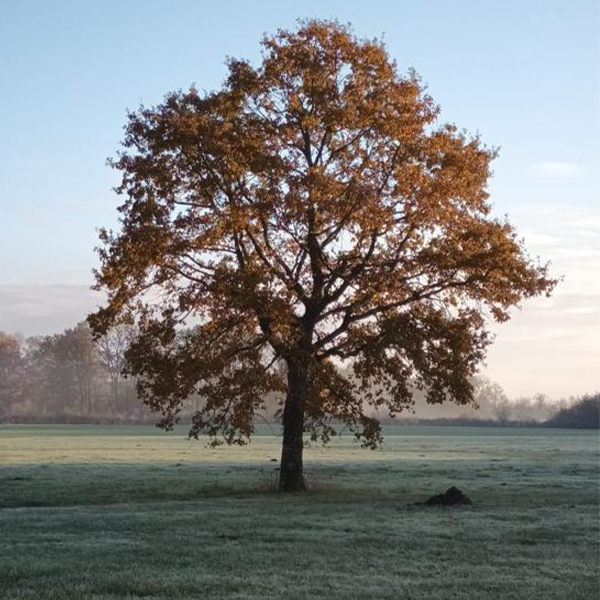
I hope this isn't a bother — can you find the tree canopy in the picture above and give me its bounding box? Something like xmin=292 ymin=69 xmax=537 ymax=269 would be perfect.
xmin=89 ymin=20 xmax=556 ymax=490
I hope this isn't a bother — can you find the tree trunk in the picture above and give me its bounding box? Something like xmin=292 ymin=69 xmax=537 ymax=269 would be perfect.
xmin=279 ymin=359 xmax=307 ymax=492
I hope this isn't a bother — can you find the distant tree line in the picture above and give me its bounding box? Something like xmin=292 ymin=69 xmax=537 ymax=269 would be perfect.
xmin=0 ymin=325 xmax=150 ymax=423
xmin=0 ymin=325 xmax=597 ymax=429
xmin=545 ymin=394 xmax=600 ymax=429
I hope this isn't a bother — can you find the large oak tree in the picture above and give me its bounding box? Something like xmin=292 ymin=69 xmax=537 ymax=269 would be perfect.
xmin=89 ymin=21 xmax=555 ymax=491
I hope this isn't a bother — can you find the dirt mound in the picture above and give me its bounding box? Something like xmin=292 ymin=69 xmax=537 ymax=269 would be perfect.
xmin=423 ymin=486 xmax=473 ymax=507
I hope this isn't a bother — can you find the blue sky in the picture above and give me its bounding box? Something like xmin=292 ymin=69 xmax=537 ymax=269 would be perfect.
xmin=1 ymin=0 xmax=598 ymax=398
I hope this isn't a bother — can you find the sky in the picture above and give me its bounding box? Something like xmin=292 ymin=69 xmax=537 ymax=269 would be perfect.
xmin=0 ymin=0 xmax=598 ymax=399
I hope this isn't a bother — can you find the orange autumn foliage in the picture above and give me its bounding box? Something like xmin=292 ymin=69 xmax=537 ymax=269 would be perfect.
xmin=89 ymin=20 xmax=556 ymax=490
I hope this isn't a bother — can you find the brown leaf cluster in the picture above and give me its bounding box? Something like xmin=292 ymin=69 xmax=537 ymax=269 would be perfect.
xmin=89 ymin=20 xmax=556 ymax=446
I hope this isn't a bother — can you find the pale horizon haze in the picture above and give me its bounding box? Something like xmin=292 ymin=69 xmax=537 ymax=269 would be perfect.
xmin=1 ymin=0 xmax=598 ymax=400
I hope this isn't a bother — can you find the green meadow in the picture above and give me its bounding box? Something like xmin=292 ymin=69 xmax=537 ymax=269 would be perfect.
xmin=0 ymin=425 xmax=598 ymax=600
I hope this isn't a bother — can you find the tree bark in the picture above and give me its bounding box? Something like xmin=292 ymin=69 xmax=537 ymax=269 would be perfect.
xmin=279 ymin=359 xmax=307 ymax=492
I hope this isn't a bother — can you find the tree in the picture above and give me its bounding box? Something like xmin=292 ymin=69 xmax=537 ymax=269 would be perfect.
xmin=0 ymin=332 xmax=22 ymax=420
xmin=59 ymin=323 xmax=98 ymax=415
xmin=38 ymin=323 xmax=99 ymax=416
xmin=89 ymin=20 xmax=556 ymax=491
xmin=547 ymin=393 xmax=600 ymax=429
xmin=96 ymin=324 xmax=136 ymax=414
xmin=473 ymin=376 xmax=511 ymax=424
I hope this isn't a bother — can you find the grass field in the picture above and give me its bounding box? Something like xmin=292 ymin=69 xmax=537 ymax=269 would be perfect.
xmin=0 ymin=424 xmax=598 ymax=600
